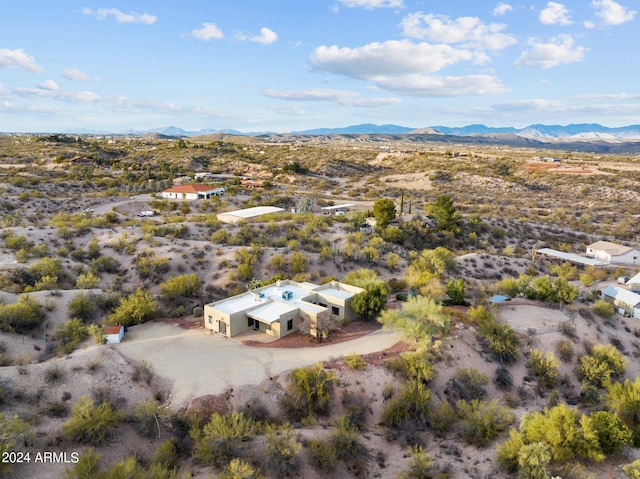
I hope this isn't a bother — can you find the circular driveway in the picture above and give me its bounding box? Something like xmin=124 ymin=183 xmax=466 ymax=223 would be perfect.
xmin=116 ymin=322 xmax=403 ymax=406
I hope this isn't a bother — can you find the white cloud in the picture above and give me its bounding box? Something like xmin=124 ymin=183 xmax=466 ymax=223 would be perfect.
xmin=38 ymin=80 xmax=59 ymax=91
xmin=591 ymin=0 xmax=635 ymax=25
xmin=0 ymin=48 xmax=44 ymax=73
xmin=514 ymin=34 xmax=587 ymax=68
xmin=335 ymin=0 xmax=404 ymax=9
xmin=63 ymin=67 xmax=99 ymax=81
xmin=311 ymin=40 xmax=479 ymax=79
xmin=82 ymin=7 xmax=157 ymax=25
xmin=251 ymin=27 xmax=278 ymax=45
xmin=539 ymin=2 xmax=572 ymax=25
xmin=371 ymin=74 xmax=508 ymax=97
xmin=191 ymin=23 xmax=224 ymax=40
xmin=263 ymin=88 xmax=401 ymax=107
xmin=493 ymin=3 xmax=513 ymax=16
xmin=400 ymin=13 xmax=516 ymax=50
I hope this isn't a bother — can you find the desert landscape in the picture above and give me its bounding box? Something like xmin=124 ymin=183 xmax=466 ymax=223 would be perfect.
xmin=2 ymin=132 xmax=640 ymax=479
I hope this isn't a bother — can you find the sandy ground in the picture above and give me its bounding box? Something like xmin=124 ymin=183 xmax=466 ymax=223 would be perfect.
xmin=115 ymin=322 xmax=404 ymax=408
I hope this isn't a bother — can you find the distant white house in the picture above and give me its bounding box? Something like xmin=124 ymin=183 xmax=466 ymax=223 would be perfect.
xmin=602 ymin=285 xmax=640 ymax=317
xmin=321 ymin=204 xmax=354 ymax=216
xmin=104 ymin=325 xmax=125 ymax=344
xmin=204 ymin=280 xmax=363 ymax=339
xmin=586 ymin=241 xmax=640 ymax=265
xmin=161 ymin=184 xmax=220 ymax=200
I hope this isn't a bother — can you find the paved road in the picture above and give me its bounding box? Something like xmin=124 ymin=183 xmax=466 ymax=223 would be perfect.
xmin=115 ymin=322 xmax=403 ymax=406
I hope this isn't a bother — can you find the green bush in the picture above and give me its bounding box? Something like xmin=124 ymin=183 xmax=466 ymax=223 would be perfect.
xmin=456 ymin=399 xmax=514 ymax=447
xmin=0 ymin=295 xmax=45 ymax=333
xmin=54 ymin=318 xmax=89 ymax=354
xmin=577 ymin=344 xmax=627 ymax=388
xmin=191 ymin=412 xmax=257 ymax=466
xmin=590 ymin=410 xmax=633 ymax=455
xmin=263 ymin=423 xmax=301 ymax=476
xmin=343 ymin=352 xmax=366 ymax=371
xmin=306 ymin=438 xmax=338 ymax=472
xmin=130 ymin=399 xmax=164 ymax=437
xmin=160 ymin=273 xmax=201 ymax=301
xmin=529 ymin=349 xmax=558 ymax=389
xmin=330 ymin=416 xmax=368 ymax=462
xmin=63 ymin=397 xmax=123 ymax=445
xmin=398 ymin=445 xmax=435 ymax=479
xmin=220 ymin=458 xmax=265 ymax=479
xmin=105 ymin=288 xmax=158 ymax=326
xmin=447 ymin=367 xmax=489 ymax=401
xmin=380 ymin=380 xmax=431 ymax=431
xmin=0 ymin=413 xmax=29 ymax=475
xmin=282 ymin=363 xmax=338 ymax=421
xmin=593 ymin=300 xmax=615 ymax=318
xmin=386 ymin=350 xmax=435 ymax=384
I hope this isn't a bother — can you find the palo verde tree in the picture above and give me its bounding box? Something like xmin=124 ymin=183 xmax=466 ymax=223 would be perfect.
xmin=378 ymin=295 xmax=450 ymax=345
xmin=344 ymin=268 xmax=391 ymax=320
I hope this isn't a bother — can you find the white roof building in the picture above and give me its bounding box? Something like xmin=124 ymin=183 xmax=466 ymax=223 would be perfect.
xmin=587 ymin=241 xmax=640 ymax=265
xmin=217 ymin=206 xmax=286 ymax=224
xmin=602 ymin=285 xmax=640 ymax=317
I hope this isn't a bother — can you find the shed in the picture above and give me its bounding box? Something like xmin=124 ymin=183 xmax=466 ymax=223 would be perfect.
xmin=104 ymin=325 xmax=125 ymax=344
xmin=602 ymin=285 xmax=640 ymax=317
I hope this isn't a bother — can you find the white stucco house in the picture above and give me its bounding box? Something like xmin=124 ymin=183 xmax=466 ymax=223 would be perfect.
xmin=203 ymin=280 xmax=364 ymax=339
xmin=161 ymin=184 xmax=222 ymax=200
xmin=586 ymin=241 xmax=640 ymax=265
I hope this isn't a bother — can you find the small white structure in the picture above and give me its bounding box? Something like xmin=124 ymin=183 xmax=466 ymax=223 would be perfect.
xmin=626 ymin=272 xmax=640 ymax=293
xmin=104 ymin=325 xmax=125 ymax=344
xmin=602 ymin=285 xmax=640 ymax=317
xmin=161 ymin=184 xmax=219 ymax=200
xmin=217 ymin=206 xmax=285 ymax=224
xmin=321 ymin=204 xmax=354 ymax=215
xmin=586 ymin=241 xmax=640 ymax=265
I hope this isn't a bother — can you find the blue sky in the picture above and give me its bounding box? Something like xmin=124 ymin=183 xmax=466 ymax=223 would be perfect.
xmin=0 ymin=0 xmax=638 ymax=132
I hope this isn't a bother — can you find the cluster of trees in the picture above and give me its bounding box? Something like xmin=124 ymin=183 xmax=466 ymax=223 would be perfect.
xmin=496 ymin=273 xmax=579 ymax=304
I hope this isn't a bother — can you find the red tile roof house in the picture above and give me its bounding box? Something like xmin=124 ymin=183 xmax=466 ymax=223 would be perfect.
xmin=160 ymin=184 xmax=222 ymax=200
xmin=104 ymin=325 xmax=125 ymax=344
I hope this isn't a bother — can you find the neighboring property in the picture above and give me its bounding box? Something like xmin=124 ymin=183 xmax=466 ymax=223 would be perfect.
xmin=217 ymin=206 xmax=285 ymax=224
xmin=104 ymin=325 xmax=125 ymax=344
xmin=203 ymin=280 xmax=364 ymax=339
xmin=626 ymin=272 xmax=640 ymax=293
xmin=537 ymin=248 xmax=604 ymax=267
xmin=602 ymin=285 xmax=640 ymax=317
xmin=321 ymin=204 xmax=354 ymax=216
xmin=586 ymin=241 xmax=640 ymax=265
xmin=161 ymin=184 xmax=220 ymax=200
xmin=241 ymin=179 xmax=265 ymax=189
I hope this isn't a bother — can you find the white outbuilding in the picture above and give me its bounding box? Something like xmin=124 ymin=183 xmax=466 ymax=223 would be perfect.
xmin=586 ymin=241 xmax=640 ymax=265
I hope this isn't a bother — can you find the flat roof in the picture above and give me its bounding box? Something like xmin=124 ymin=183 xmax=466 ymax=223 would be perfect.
xmin=214 ymin=293 xmax=265 ymax=314
xmin=219 ymin=206 xmax=285 ymax=219
xmin=321 ymin=204 xmax=355 ymax=211
xmin=248 ymin=302 xmax=298 ymax=324
xmin=537 ymin=248 xmax=604 ymax=266
xmin=318 ymin=287 xmax=355 ymax=300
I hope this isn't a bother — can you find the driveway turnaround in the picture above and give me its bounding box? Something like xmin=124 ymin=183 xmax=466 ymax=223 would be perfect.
xmin=116 ymin=322 xmax=403 ymax=406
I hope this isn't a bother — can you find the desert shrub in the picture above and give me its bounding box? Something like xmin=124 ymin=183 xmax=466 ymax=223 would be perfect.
xmin=44 ymin=401 xmax=70 ymax=418
xmin=54 ymin=318 xmax=89 ymax=354
xmin=398 ymin=445 xmax=436 ymax=479
xmin=593 ymin=300 xmax=615 ymax=318
xmin=45 ymin=365 xmax=65 ymax=384
xmin=160 ymin=273 xmax=201 ymax=301
xmin=130 ymin=399 xmax=164 ymax=437
xmin=577 ymin=344 xmax=627 ymax=388
xmin=556 ymin=340 xmax=574 ymax=363
xmin=624 ymin=460 xmax=640 ymax=479
xmin=282 ymin=363 xmax=338 ymax=421
xmin=131 ymin=360 xmax=154 ymax=386
xmin=263 ymin=423 xmax=301 ymax=476
xmin=26 ymin=257 xmax=63 ymax=282
xmin=68 ymin=292 xmax=100 ymax=322
xmin=63 ymin=397 xmax=123 ymax=445
xmin=191 ymin=412 xmax=257 ymax=466
xmin=343 ymin=352 xmax=365 ymax=370
xmin=494 ymin=365 xmax=514 ymax=390
xmin=378 ymin=296 xmax=450 ymax=345
xmin=63 ymin=448 xmax=101 ymax=479
xmin=75 ymin=271 xmax=101 ymax=289
xmin=220 ymin=458 xmax=265 ymax=479
xmin=135 ymin=251 xmax=170 ymax=280
xmin=497 ymin=403 xmax=604 ymax=472
xmin=428 ymin=399 xmax=457 ymax=437
xmin=0 ymin=295 xmax=45 ymax=333
xmin=380 ymin=380 xmax=431 ymax=432
xmin=330 ymin=416 xmax=368 ymax=469
xmin=446 ymin=367 xmax=489 ymax=401
xmin=307 ymin=438 xmax=338 ymax=472
xmin=590 ymin=410 xmax=633 ymax=455
xmin=477 ymin=319 xmax=520 ymax=364
xmin=0 ymin=413 xmax=29 ymax=475
xmin=456 ymin=399 xmax=514 ymax=447
xmin=152 ymin=438 xmax=182 ymax=470
xmin=386 ymin=350 xmax=435 ymax=384
xmin=606 ymin=378 xmax=640 ymax=445
xmin=529 ymin=349 xmax=558 ymax=390
xmin=516 ymin=441 xmax=552 ymax=479
xmin=105 ymin=288 xmax=157 ymax=326
xmin=89 ymin=256 xmax=121 ymax=274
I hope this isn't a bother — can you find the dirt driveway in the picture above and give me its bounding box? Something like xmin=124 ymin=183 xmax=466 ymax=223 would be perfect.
xmin=115 ymin=322 xmax=403 ymax=407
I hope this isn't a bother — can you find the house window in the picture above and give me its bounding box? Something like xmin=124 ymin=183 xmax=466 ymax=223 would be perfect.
xmin=319 ymin=303 xmax=327 ymax=307
xmin=218 ymin=321 xmax=227 ymax=335
xmin=248 ymin=317 xmax=254 ymax=327
xmin=208 ymin=315 xmax=213 ymax=325
xmin=287 ymin=319 xmax=293 ymax=331
xmin=331 ymin=306 xmax=339 ymax=315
